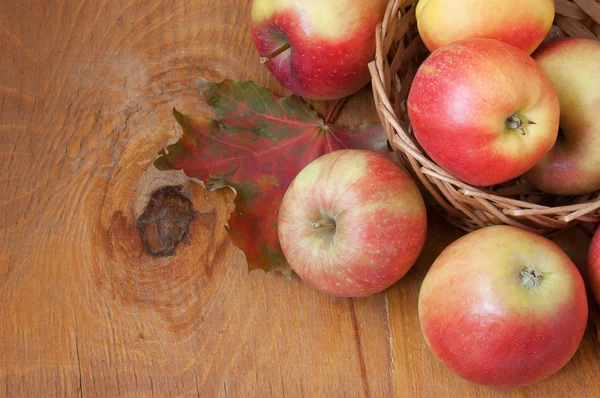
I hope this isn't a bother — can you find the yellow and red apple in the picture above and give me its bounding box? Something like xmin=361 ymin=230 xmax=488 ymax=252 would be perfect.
xmin=278 ymin=150 xmax=427 ymax=297
xmin=524 ymin=38 xmax=600 ymax=195
xmin=416 ymin=0 xmax=555 ymax=54
xmin=249 ymin=0 xmax=388 ymax=100
xmin=588 ymin=226 xmax=600 ymax=304
xmin=407 ymin=38 xmax=559 ymax=186
xmin=419 ymin=225 xmax=588 ymax=388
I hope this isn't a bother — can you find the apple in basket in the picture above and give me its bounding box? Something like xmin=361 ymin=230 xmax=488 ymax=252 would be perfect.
xmin=419 ymin=225 xmax=588 ymax=388
xmin=407 ymin=38 xmax=559 ymax=187
xmin=524 ymin=38 xmax=600 ymax=195
xmin=416 ymin=0 xmax=555 ymax=54
xmin=588 ymin=226 xmax=600 ymax=304
xmin=278 ymin=150 xmax=427 ymax=297
xmin=249 ymin=0 xmax=388 ymax=100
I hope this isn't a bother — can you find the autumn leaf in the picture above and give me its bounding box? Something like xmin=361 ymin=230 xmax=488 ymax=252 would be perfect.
xmin=155 ymin=79 xmax=391 ymax=275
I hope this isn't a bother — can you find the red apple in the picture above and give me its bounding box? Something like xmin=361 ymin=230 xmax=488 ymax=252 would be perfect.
xmin=588 ymin=226 xmax=600 ymax=304
xmin=278 ymin=149 xmax=427 ymax=297
xmin=524 ymin=38 xmax=600 ymax=195
xmin=419 ymin=225 xmax=588 ymax=388
xmin=249 ymin=0 xmax=388 ymax=100
xmin=407 ymin=38 xmax=560 ymax=186
xmin=416 ymin=0 xmax=555 ymax=54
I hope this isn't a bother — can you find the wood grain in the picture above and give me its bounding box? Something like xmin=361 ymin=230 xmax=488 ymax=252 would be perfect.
xmin=0 ymin=0 xmax=599 ymax=396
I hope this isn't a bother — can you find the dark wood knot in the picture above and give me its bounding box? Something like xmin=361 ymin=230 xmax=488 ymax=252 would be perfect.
xmin=136 ymin=185 xmax=196 ymax=256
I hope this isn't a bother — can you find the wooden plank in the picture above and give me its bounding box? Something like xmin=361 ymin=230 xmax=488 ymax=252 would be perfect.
xmin=0 ymin=0 xmax=388 ymax=396
xmin=1 ymin=0 xmax=599 ymax=396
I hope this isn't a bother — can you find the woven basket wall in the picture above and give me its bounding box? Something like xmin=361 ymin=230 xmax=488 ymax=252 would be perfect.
xmin=369 ymin=0 xmax=600 ymax=235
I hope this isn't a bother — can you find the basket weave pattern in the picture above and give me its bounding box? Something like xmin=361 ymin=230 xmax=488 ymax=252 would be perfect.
xmin=370 ymin=0 xmax=600 ymax=235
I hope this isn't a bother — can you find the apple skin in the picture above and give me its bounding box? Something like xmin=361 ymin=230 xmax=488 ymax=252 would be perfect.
xmin=523 ymin=38 xmax=600 ymax=195
xmin=419 ymin=225 xmax=588 ymax=388
xmin=587 ymin=227 xmax=600 ymax=304
xmin=249 ymin=0 xmax=388 ymax=100
xmin=407 ymin=38 xmax=560 ymax=186
xmin=278 ymin=149 xmax=427 ymax=297
xmin=416 ymin=0 xmax=555 ymax=54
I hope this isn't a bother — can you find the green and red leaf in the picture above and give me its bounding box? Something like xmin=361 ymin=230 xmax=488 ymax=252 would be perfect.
xmin=155 ymin=79 xmax=391 ymax=275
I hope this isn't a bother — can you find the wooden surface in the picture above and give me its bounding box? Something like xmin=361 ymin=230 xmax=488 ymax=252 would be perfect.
xmin=1 ymin=0 xmax=599 ymax=396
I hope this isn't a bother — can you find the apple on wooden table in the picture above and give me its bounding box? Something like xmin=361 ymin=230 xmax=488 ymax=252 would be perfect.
xmin=278 ymin=149 xmax=427 ymax=297
xmin=407 ymin=38 xmax=560 ymax=187
xmin=249 ymin=0 xmax=388 ymax=100
xmin=524 ymin=38 xmax=600 ymax=195
xmin=416 ymin=0 xmax=555 ymax=54
xmin=419 ymin=225 xmax=588 ymax=388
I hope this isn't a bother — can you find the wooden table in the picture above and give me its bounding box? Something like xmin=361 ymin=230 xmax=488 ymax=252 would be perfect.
xmin=2 ymin=1 xmax=599 ymax=396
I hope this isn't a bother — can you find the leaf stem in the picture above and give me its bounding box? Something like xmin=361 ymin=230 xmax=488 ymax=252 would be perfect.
xmin=324 ymin=96 xmax=349 ymax=125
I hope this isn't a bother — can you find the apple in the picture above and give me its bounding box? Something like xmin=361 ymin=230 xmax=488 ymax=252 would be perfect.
xmin=416 ymin=0 xmax=555 ymax=54
xmin=407 ymin=38 xmax=560 ymax=186
xmin=523 ymin=38 xmax=600 ymax=195
xmin=587 ymin=226 xmax=600 ymax=304
xmin=419 ymin=225 xmax=588 ymax=388
xmin=249 ymin=0 xmax=388 ymax=100
xmin=278 ymin=149 xmax=427 ymax=297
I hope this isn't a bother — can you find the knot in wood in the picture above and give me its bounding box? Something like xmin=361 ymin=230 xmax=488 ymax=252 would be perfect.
xmin=136 ymin=186 xmax=196 ymax=256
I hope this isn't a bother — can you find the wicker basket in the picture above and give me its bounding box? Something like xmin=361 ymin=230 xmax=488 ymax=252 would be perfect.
xmin=369 ymin=0 xmax=600 ymax=235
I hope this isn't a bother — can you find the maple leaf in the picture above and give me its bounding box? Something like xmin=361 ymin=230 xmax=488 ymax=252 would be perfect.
xmin=155 ymin=78 xmax=391 ymax=276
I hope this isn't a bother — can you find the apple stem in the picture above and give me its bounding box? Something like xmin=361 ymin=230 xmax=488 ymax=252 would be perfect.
xmin=506 ymin=113 xmax=536 ymax=136
xmin=520 ymin=267 xmax=543 ymax=289
xmin=260 ymin=43 xmax=291 ymax=64
xmin=312 ymin=220 xmax=336 ymax=229
xmin=324 ymin=97 xmax=349 ymax=125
